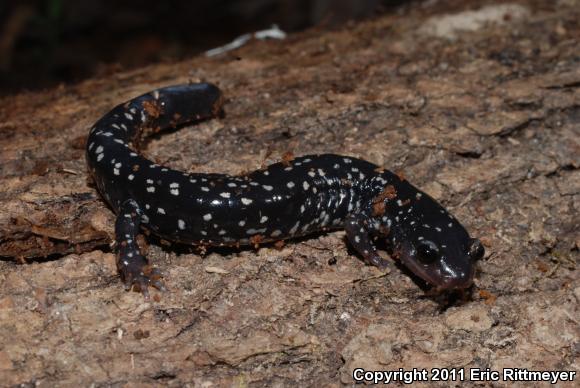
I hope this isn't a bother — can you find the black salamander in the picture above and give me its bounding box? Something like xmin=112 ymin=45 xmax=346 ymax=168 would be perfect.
xmin=86 ymin=83 xmax=484 ymax=297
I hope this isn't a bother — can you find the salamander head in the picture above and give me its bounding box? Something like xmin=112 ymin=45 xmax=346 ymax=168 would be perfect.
xmin=390 ymin=196 xmax=484 ymax=291
xmin=398 ymin=234 xmax=483 ymax=291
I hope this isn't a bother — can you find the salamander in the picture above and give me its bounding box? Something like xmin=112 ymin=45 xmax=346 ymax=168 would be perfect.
xmin=86 ymin=83 xmax=485 ymax=297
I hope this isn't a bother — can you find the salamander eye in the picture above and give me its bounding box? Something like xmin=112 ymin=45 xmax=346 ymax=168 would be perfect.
xmin=468 ymin=238 xmax=485 ymax=261
xmin=416 ymin=240 xmax=440 ymax=264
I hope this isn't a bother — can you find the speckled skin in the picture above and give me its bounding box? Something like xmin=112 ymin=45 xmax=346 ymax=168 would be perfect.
xmin=86 ymin=83 xmax=484 ymax=297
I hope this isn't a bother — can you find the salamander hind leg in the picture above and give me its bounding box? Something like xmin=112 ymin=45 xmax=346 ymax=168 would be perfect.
xmin=344 ymin=213 xmax=390 ymax=269
xmin=115 ymin=199 xmax=165 ymax=298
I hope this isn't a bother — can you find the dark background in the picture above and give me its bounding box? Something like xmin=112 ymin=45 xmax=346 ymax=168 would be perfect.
xmin=0 ymin=0 xmax=412 ymax=95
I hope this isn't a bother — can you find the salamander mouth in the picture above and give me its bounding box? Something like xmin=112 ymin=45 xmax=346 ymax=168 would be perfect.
xmin=399 ymin=245 xmax=474 ymax=291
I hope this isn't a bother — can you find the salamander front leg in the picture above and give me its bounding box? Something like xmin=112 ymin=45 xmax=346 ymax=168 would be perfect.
xmin=115 ymin=199 xmax=165 ymax=298
xmin=345 ymin=213 xmax=390 ymax=269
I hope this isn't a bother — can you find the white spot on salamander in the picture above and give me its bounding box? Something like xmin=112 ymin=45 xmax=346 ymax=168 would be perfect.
xmin=246 ymin=228 xmax=266 ymax=235
xmin=113 ymin=162 xmax=122 ymax=176
xmin=178 ymin=219 xmax=186 ymax=230
xmin=289 ymin=221 xmax=300 ymax=234
xmin=203 ymin=213 xmax=212 ymax=221
xmin=241 ymin=198 xmax=253 ymax=205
